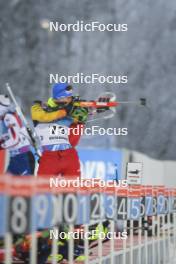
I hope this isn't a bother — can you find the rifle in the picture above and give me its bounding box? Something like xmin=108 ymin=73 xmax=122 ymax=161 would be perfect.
xmin=73 ymin=98 xmax=146 ymax=108
xmin=72 ymin=93 xmax=147 ymax=122
xmin=6 ymin=83 xmax=42 ymax=158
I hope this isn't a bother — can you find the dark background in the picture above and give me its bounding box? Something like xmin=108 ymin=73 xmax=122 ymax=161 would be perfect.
xmin=0 ymin=0 xmax=176 ymax=160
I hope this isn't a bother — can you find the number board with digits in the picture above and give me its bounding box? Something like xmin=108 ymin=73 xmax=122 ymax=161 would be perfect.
xmin=0 ymin=176 xmax=176 ymax=235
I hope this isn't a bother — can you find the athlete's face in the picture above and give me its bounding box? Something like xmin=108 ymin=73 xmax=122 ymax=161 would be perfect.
xmin=53 ymin=96 xmax=72 ymax=105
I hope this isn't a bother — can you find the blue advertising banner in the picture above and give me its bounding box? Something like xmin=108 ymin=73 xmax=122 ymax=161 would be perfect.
xmin=78 ymin=148 xmax=123 ymax=181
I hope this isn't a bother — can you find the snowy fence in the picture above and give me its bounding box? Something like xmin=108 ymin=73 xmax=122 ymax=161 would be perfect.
xmin=0 ymin=175 xmax=176 ymax=264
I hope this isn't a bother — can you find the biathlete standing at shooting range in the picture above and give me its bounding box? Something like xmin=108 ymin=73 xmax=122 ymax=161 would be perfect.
xmin=31 ymin=83 xmax=90 ymax=178
xmin=0 ymin=94 xmax=35 ymax=175
xmin=30 ymin=83 xmax=110 ymax=263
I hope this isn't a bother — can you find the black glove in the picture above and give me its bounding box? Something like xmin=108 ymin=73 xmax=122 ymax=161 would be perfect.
xmin=97 ymin=97 xmax=110 ymax=113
